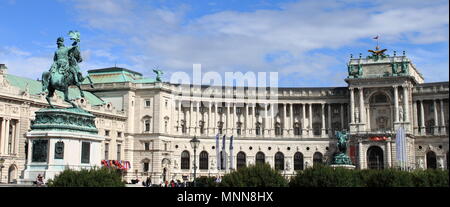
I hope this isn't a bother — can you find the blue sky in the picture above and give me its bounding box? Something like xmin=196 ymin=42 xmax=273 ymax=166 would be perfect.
xmin=0 ymin=0 xmax=448 ymax=87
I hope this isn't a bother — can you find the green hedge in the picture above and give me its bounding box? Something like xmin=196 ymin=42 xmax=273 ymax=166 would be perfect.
xmin=219 ymin=163 xmax=288 ymax=187
xmin=47 ymin=167 xmax=125 ymax=187
xmin=289 ymin=165 xmax=449 ymax=187
xmin=195 ymin=176 xmax=218 ymax=187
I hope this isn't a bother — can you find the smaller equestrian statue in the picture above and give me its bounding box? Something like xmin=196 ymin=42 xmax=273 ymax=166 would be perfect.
xmin=332 ymin=131 xmax=353 ymax=165
xmin=41 ymin=31 xmax=94 ymax=108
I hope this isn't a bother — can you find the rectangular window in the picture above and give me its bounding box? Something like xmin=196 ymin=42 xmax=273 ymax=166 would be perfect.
xmin=144 ymin=142 xmax=150 ymax=151
xmin=105 ymin=130 xmax=110 ymax=137
xmin=81 ymin=142 xmax=91 ymax=164
xmin=144 ymin=162 xmax=149 ymax=172
xmin=145 ymin=99 xmax=151 ymax=107
xmin=117 ymin=144 xmax=121 ymax=160
xmin=117 ymin=131 xmax=122 ymax=138
xmin=32 ymin=140 xmax=48 ymax=162
xmin=105 ymin=143 xmax=109 ymax=160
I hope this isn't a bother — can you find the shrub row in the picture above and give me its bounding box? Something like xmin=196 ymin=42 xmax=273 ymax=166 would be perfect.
xmin=289 ymin=165 xmax=449 ymax=187
xmin=47 ymin=167 xmax=125 ymax=187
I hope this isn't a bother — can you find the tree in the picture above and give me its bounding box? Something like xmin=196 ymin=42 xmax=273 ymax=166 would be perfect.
xmin=47 ymin=167 xmax=125 ymax=187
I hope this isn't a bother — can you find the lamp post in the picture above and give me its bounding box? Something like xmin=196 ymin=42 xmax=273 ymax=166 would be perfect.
xmin=0 ymin=158 xmax=5 ymax=184
xmin=190 ymin=136 xmax=200 ymax=187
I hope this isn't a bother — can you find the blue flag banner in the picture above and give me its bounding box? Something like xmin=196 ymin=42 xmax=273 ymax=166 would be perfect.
xmin=215 ymin=133 xmax=220 ymax=170
xmin=221 ymin=135 xmax=227 ymax=170
xmin=395 ymin=127 xmax=406 ymax=170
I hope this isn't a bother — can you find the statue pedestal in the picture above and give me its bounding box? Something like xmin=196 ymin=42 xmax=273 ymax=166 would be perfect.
xmin=20 ymin=108 xmax=104 ymax=184
xmin=330 ymin=165 xmax=356 ymax=170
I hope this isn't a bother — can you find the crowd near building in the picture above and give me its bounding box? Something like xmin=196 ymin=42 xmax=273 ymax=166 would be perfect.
xmin=0 ymin=48 xmax=448 ymax=184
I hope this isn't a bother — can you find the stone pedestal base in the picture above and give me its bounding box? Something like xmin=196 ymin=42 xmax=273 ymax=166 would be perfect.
xmin=20 ymin=107 xmax=104 ymax=183
xmin=330 ymin=165 xmax=356 ymax=170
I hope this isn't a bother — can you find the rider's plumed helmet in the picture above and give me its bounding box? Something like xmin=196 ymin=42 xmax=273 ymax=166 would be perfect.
xmin=57 ymin=37 xmax=64 ymax=44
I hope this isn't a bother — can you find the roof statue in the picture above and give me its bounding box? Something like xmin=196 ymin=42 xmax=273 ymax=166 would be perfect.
xmin=41 ymin=31 xmax=94 ymax=108
xmin=153 ymin=68 xmax=164 ymax=82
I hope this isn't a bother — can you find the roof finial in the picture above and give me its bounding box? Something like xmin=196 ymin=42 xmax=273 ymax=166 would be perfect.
xmin=350 ymin=54 xmax=353 ymax=58
xmin=393 ymin=51 xmax=396 ymax=56
xmin=403 ymin=51 xmax=406 ymax=56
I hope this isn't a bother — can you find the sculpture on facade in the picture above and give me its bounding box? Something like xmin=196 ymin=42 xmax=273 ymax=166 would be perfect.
xmin=41 ymin=31 xmax=94 ymax=108
xmin=355 ymin=108 xmax=360 ymax=123
xmin=332 ymin=131 xmax=353 ymax=165
xmin=399 ymin=106 xmax=404 ymax=122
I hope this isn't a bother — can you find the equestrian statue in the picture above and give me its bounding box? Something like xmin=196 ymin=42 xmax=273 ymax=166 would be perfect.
xmin=332 ymin=131 xmax=353 ymax=165
xmin=41 ymin=31 xmax=94 ymax=108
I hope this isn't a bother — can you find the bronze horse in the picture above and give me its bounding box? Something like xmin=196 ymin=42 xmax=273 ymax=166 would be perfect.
xmin=42 ymin=34 xmax=93 ymax=108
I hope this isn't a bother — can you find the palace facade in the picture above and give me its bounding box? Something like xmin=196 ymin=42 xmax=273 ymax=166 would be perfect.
xmin=0 ymin=50 xmax=448 ymax=184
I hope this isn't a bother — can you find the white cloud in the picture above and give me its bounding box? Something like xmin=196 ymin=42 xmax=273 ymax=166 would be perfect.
xmin=64 ymin=0 xmax=449 ymax=85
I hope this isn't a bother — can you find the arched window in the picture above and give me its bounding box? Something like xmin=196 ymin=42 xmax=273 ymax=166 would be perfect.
xmin=181 ymin=151 xmax=190 ymax=170
xmin=275 ymin=152 xmax=284 ymax=170
xmin=426 ymin=151 xmax=437 ymax=169
xmin=294 ymin=152 xmax=304 ymax=170
xmin=255 ymin=151 xmax=265 ymax=164
xmin=367 ymin=146 xmax=384 ymax=169
xmin=275 ymin=123 xmax=282 ymax=136
xmin=237 ymin=151 xmax=246 ymax=169
xmin=199 ymin=151 xmax=208 ymax=170
xmin=313 ymin=152 xmax=323 ymax=166
xmin=255 ymin=122 xmax=261 ymax=136
xmin=294 ymin=123 xmax=301 ymax=135
xmin=143 ymin=116 xmax=152 ymax=132
xmin=142 ymin=158 xmax=150 ymax=172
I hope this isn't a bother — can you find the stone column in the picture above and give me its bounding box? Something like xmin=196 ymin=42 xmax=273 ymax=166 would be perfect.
xmin=290 ymin=104 xmax=294 ymax=136
xmin=196 ymin=101 xmax=200 ymax=135
xmin=419 ymin=100 xmax=425 ymax=135
xmin=189 ymin=101 xmax=193 ymax=135
xmin=271 ymin=103 xmax=275 ymax=136
xmin=0 ymin=119 xmax=4 ymax=155
xmin=358 ymin=140 xmax=364 ymax=169
xmin=265 ymin=103 xmax=268 ymax=136
xmin=4 ymin=119 xmax=10 ymax=154
xmin=413 ymin=101 xmax=418 ymax=134
xmin=208 ymin=102 xmax=212 ymax=135
xmin=252 ymin=104 xmax=256 ymax=134
xmin=350 ymin=88 xmax=355 ymax=123
xmin=403 ymin=85 xmax=410 ymax=122
xmin=283 ymin=104 xmax=287 ymax=136
xmin=340 ymin=104 xmax=345 ymax=130
xmin=358 ymin=87 xmax=365 ymax=124
xmin=394 ymin=86 xmax=399 ymax=123
xmin=440 ymin=99 xmax=446 ymax=135
xmin=245 ymin=103 xmax=249 ymax=135
xmin=178 ymin=100 xmax=182 ymax=135
xmin=226 ymin=102 xmax=230 ymax=135
xmin=386 ymin=140 xmax=392 ymax=168
xmin=309 ymin=103 xmax=313 ymax=136
xmin=433 ymin=99 xmax=439 ymax=135
xmin=321 ymin=103 xmax=326 ymax=137
xmin=233 ymin=103 xmax=237 ymax=135
xmin=327 ymin=104 xmax=332 ymax=137
xmin=302 ymin=104 xmax=307 ymax=136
